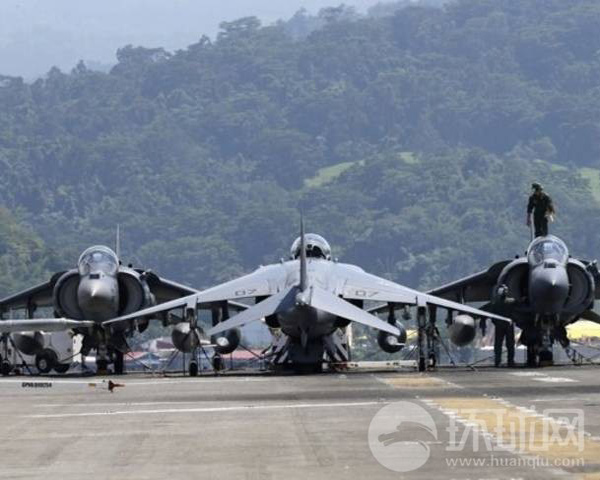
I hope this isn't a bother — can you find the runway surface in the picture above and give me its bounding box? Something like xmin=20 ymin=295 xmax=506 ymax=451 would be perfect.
xmin=0 ymin=365 xmax=599 ymax=479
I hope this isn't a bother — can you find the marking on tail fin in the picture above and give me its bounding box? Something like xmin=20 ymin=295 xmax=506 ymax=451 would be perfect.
xmin=300 ymin=216 xmax=308 ymax=291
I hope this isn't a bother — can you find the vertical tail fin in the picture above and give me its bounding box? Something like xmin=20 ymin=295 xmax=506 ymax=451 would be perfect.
xmin=116 ymin=224 xmax=121 ymax=260
xmin=300 ymin=216 xmax=307 ymax=291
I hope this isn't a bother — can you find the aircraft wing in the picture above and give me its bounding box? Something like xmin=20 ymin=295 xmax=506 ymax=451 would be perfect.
xmin=0 ymin=272 xmax=66 ymax=314
xmin=426 ymin=260 xmax=510 ymax=303
xmin=0 ymin=318 xmax=95 ymax=333
xmin=142 ymin=272 xmax=199 ymax=304
xmin=336 ymin=264 xmax=510 ymax=323
xmin=104 ymin=264 xmax=286 ymax=327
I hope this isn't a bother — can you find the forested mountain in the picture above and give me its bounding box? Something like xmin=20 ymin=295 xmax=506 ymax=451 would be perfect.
xmin=1 ymin=0 xmax=600 ymax=297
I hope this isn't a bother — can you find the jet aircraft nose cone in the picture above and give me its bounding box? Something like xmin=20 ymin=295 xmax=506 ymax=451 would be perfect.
xmin=529 ymin=265 xmax=569 ymax=315
xmin=77 ymin=277 xmax=118 ymax=319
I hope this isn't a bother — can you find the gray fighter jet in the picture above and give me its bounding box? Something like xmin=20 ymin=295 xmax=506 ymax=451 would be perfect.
xmin=428 ymin=235 xmax=600 ymax=365
xmin=107 ymin=223 xmax=509 ymax=372
xmin=0 ymin=245 xmax=200 ymax=375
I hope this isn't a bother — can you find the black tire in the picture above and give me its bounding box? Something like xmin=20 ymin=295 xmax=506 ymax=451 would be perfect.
xmin=539 ymin=350 xmax=553 ymax=366
xmin=36 ymin=349 xmax=57 ymax=374
xmin=96 ymin=358 xmax=109 ymax=374
xmin=114 ymin=351 xmax=124 ymax=375
xmin=418 ymin=357 xmax=426 ymax=372
xmin=213 ymin=354 xmax=222 ymax=372
xmin=189 ymin=361 xmax=198 ymax=377
xmin=526 ymin=345 xmax=537 ymax=367
xmin=292 ymin=363 xmax=323 ymax=374
xmin=53 ymin=363 xmax=70 ymax=374
xmin=1 ymin=360 xmax=11 ymax=376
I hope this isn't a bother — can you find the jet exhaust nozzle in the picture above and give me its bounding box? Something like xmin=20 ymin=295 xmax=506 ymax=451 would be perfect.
xmin=377 ymin=323 xmax=407 ymax=354
xmin=448 ymin=315 xmax=476 ymax=346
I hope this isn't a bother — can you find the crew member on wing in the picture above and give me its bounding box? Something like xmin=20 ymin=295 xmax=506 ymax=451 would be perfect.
xmin=527 ymin=182 xmax=555 ymax=237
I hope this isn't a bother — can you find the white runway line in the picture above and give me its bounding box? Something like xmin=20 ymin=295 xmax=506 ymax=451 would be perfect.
xmin=533 ymin=376 xmax=578 ymax=383
xmin=35 ymin=401 xmax=227 ymax=408
xmin=0 ymin=377 xmax=273 ymax=387
xmin=23 ymin=400 xmax=387 ymax=419
xmin=509 ymin=371 xmax=546 ymax=377
xmin=509 ymin=371 xmax=578 ymax=383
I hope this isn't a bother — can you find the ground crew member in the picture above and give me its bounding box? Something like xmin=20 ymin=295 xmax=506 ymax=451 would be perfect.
xmin=493 ymin=284 xmax=516 ymax=367
xmin=494 ymin=320 xmax=515 ymax=367
xmin=527 ymin=183 xmax=555 ymax=237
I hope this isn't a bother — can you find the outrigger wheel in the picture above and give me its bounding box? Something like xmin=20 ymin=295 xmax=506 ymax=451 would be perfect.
xmin=0 ymin=357 xmax=11 ymax=376
xmin=35 ymin=349 xmax=57 ymax=374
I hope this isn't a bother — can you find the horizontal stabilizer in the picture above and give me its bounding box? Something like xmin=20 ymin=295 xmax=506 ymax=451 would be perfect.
xmin=0 ymin=318 xmax=95 ymax=333
xmin=308 ymin=286 xmax=400 ymax=336
xmin=207 ymin=287 xmax=297 ymax=337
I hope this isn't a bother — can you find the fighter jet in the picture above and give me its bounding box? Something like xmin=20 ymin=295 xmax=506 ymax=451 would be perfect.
xmin=0 ymin=245 xmax=200 ymax=375
xmin=428 ymin=235 xmax=600 ymax=365
xmin=106 ymin=223 xmax=509 ymax=372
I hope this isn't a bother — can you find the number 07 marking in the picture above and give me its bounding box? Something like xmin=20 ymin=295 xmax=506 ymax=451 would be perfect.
xmin=353 ymin=289 xmax=378 ymax=298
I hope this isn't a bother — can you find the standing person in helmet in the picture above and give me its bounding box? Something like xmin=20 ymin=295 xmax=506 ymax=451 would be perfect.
xmin=527 ymin=183 xmax=555 ymax=237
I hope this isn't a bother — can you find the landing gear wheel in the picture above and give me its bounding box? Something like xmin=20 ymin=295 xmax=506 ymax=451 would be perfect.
xmin=418 ymin=357 xmax=426 ymax=372
xmin=1 ymin=360 xmax=11 ymax=376
xmin=428 ymin=353 xmax=437 ymax=369
xmin=114 ymin=351 xmax=124 ymax=375
xmin=526 ymin=345 xmax=537 ymax=367
xmin=96 ymin=359 xmax=109 ymax=375
xmin=539 ymin=350 xmax=553 ymax=366
xmin=36 ymin=349 xmax=57 ymax=374
xmin=213 ymin=354 xmax=222 ymax=372
xmin=189 ymin=361 xmax=198 ymax=377
xmin=53 ymin=363 xmax=70 ymax=374
xmin=293 ymin=363 xmax=323 ymax=374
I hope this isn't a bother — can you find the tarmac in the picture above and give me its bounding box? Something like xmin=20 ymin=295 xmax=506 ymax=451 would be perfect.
xmin=0 ymin=365 xmax=599 ymax=479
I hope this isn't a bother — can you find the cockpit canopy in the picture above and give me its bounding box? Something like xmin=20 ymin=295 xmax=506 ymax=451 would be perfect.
xmin=290 ymin=234 xmax=332 ymax=260
xmin=527 ymin=235 xmax=569 ymax=266
xmin=78 ymin=245 xmax=119 ymax=276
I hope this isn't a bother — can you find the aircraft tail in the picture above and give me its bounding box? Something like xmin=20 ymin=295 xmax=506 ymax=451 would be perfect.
xmin=116 ymin=224 xmax=121 ymax=260
xmin=299 ymin=216 xmax=308 ymax=291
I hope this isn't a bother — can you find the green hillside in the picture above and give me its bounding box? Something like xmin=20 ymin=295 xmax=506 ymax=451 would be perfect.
xmin=1 ymin=0 xmax=600 ymax=295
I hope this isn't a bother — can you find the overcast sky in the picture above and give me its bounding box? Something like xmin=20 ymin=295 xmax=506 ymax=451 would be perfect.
xmin=0 ymin=0 xmax=386 ymax=79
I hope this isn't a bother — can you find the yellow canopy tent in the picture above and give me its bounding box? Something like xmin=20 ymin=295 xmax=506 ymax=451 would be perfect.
xmin=567 ymin=320 xmax=600 ymax=340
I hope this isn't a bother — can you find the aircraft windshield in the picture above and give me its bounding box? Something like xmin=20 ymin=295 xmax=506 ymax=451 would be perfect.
xmin=290 ymin=234 xmax=332 ymax=260
xmin=527 ymin=236 xmax=568 ymax=266
xmin=78 ymin=246 xmax=119 ymax=276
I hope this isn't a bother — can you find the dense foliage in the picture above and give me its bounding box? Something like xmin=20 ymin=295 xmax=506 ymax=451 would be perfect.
xmin=1 ymin=0 xmax=600 ymax=300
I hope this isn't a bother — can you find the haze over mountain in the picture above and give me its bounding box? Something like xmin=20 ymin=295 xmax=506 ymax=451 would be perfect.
xmin=0 ymin=0 xmax=387 ymax=79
